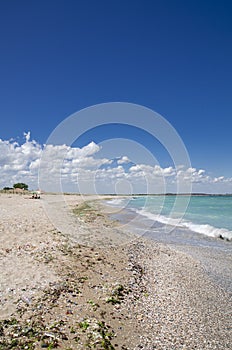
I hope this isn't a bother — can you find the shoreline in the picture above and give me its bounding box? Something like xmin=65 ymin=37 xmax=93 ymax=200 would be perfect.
xmin=106 ymin=196 xmax=232 ymax=241
xmin=107 ymin=200 xmax=232 ymax=294
xmin=0 ymin=194 xmax=231 ymax=349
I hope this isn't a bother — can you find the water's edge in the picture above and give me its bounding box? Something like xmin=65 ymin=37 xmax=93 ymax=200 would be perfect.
xmin=107 ymin=203 xmax=232 ymax=295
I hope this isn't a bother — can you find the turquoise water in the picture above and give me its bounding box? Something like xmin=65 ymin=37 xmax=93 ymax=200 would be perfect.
xmin=109 ymin=195 xmax=232 ymax=240
xmin=108 ymin=195 xmax=232 ymax=293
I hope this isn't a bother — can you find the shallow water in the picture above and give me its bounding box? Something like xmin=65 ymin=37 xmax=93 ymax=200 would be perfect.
xmin=109 ymin=195 xmax=232 ymax=240
xmin=109 ymin=204 xmax=232 ymax=294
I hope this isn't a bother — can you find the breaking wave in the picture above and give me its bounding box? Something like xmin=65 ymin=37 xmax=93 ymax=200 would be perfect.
xmin=137 ymin=209 xmax=232 ymax=241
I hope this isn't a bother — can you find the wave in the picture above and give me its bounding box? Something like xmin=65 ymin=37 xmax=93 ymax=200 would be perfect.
xmin=106 ymin=198 xmax=125 ymax=206
xmin=137 ymin=209 xmax=232 ymax=241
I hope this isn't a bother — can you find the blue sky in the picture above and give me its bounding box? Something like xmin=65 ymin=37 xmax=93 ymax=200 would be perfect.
xmin=0 ymin=0 xmax=231 ymax=193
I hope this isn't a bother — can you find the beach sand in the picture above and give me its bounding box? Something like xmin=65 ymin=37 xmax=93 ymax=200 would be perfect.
xmin=0 ymin=194 xmax=231 ymax=349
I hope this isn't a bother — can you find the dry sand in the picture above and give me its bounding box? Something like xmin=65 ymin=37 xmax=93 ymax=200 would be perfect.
xmin=0 ymin=193 xmax=231 ymax=349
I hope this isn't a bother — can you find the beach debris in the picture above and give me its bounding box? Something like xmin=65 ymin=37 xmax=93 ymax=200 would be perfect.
xmin=87 ymin=299 xmax=100 ymax=311
xmin=78 ymin=318 xmax=115 ymax=349
xmin=21 ymin=295 xmax=32 ymax=305
xmin=106 ymin=283 xmax=127 ymax=305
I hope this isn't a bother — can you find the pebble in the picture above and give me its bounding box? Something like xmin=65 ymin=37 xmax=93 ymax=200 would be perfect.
xmin=123 ymin=239 xmax=232 ymax=350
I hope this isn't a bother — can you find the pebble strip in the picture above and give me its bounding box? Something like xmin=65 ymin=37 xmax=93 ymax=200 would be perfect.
xmin=124 ymin=239 xmax=232 ymax=349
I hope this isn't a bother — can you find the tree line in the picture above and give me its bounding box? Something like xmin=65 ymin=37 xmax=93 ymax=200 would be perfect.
xmin=3 ymin=183 xmax=29 ymax=191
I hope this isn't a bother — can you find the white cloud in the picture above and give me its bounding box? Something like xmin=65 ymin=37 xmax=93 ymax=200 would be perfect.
xmin=117 ymin=156 xmax=130 ymax=164
xmin=213 ymin=176 xmax=224 ymax=183
xmin=0 ymin=133 xmax=231 ymax=194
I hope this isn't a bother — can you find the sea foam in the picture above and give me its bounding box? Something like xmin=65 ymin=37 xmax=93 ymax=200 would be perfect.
xmin=136 ymin=209 xmax=232 ymax=241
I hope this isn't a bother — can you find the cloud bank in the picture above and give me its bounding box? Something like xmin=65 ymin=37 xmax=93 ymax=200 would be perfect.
xmin=0 ymin=133 xmax=231 ymax=194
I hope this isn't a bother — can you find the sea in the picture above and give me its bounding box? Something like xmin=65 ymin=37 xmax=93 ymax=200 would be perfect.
xmin=107 ymin=195 xmax=232 ymax=294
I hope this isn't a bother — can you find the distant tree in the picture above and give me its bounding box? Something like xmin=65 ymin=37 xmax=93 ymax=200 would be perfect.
xmin=3 ymin=187 xmax=12 ymax=191
xmin=13 ymin=183 xmax=28 ymax=191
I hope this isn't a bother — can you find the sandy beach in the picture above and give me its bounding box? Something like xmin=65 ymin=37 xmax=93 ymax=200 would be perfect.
xmin=0 ymin=193 xmax=231 ymax=349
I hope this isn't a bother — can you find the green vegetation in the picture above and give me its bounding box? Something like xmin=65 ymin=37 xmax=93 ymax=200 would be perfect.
xmin=13 ymin=183 xmax=28 ymax=190
xmin=106 ymin=284 xmax=126 ymax=305
xmin=73 ymin=202 xmax=92 ymax=215
xmin=79 ymin=319 xmax=115 ymax=349
xmin=87 ymin=299 xmax=100 ymax=311
xmin=79 ymin=320 xmax=90 ymax=331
